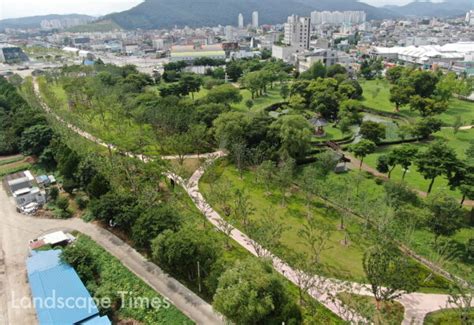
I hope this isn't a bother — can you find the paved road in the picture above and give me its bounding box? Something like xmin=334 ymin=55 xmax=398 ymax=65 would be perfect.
xmin=0 ymin=186 xmax=223 ymax=325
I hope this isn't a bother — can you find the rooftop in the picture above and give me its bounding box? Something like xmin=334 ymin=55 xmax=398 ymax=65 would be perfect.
xmin=27 ymin=250 xmax=110 ymax=325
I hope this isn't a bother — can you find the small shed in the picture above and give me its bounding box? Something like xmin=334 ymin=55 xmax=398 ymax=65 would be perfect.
xmin=36 ymin=175 xmax=50 ymax=186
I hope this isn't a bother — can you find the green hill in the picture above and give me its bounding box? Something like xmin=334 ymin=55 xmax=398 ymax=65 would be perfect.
xmin=106 ymin=0 xmax=396 ymax=30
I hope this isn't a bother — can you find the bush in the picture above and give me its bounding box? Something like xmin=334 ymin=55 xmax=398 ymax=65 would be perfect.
xmin=75 ymin=196 xmax=89 ymax=210
xmin=55 ymin=197 xmax=69 ymax=211
xmin=48 ymin=187 xmax=59 ymax=201
xmin=62 ymin=178 xmax=78 ymax=194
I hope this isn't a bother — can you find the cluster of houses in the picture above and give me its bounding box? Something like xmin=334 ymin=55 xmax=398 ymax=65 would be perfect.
xmin=3 ymin=170 xmax=55 ymax=214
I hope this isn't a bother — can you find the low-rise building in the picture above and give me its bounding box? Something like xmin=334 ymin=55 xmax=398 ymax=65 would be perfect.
xmin=0 ymin=43 xmax=29 ymax=63
xmin=170 ymin=44 xmax=226 ymax=62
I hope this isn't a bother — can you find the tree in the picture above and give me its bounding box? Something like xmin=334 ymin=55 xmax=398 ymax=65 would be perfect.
xmin=307 ymin=78 xmax=340 ymax=121
xmin=232 ymin=189 xmax=254 ymax=227
xmin=20 ymin=125 xmax=53 ymax=156
xmin=411 ymin=118 xmax=442 ymax=141
xmin=271 ymin=115 xmax=313 ymax=161
xmin=89 ymin=192 xmax=141 ymax=232
xmin=427 ymin=193 xmax=464 ymax=242
xmin=416 ymin=141 xmax=459 ymax=194
xmin=300 ymin=61 xmax=326 ymax=80
xmin=391 ymin=145 xmax=419 ymax=180
xmin=86 ymin=174 xmax=110 ymax=199
xmin=245 ymin=99 xmax=254 ymax=110
xmin=349 ymin=140 xmax=377 ymax=170
xmin=299 ymin=215 xmax=333 ymax=264
xmin=385 ymin=66 xmax=406 ymax=84
xmin=376 ymin=155 xmax=396 ymax=178
xmin=213 ymin=259 xmax=302 ymax=324
xmin=206 ymin=84 xmax=243 ymax=106
xmin=179 ymin=74 xmax=203 ymax=100
xmin=359 ymin=121 xmax=386 ymax=144
xmin=276 ymin=157 xmax=295 ymax=206
xmin=152 ymin=227 xmax=221 ymax=292
xmin=326 ymin=64 xmax=347 ymax=78
xmin=246 ymin=210 xmax=287 ymax=257
xmin=363 ymin=245 xmax=419 ymax=309
xmin=231 ymin=140 xmax=248 ymax=179
xmin=389 ymin=84 xmax=413 ymax=111
xmin=410 ymin=95 xmax=447 ymax=117
xmin=132 ymin=205 xmax=182 ymax=250
xmin=256 ymin=160 xmax=277 ymax=193
xmin=280 ymin=84 xmax=289 ymax=100
xmin=225 ymin=61 xmax=243 ymax=81
xmin=166 ymin=133 xmax=193 ymax=165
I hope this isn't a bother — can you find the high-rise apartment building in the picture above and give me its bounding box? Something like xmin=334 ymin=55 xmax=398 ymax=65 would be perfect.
xmin=284 ymin=15 xmax=311 ymax=49
xmin=310 ymin=11 xmax=366 ymax=26
xmin=466 ymin=11 xmax=474 ymax=26
xmin=238 ymin=13 xmax=244 ymax=28
xmin=252 ymin=11 xmax=259 ymax=28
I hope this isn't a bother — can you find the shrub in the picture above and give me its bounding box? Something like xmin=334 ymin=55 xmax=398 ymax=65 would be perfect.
xmin=75 ymin=196 xmax=89 ymax=210
xmin=48 ymin=187 xmax=59 ymax=201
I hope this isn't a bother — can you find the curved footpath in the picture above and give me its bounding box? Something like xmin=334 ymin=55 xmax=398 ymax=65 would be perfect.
xmin=31 ymin=79 xmax=472 ymax=324
xmin=0 ymin=186 xmax=224 ymax=325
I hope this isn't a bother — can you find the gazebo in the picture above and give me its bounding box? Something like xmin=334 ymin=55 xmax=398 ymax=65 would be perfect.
xmin=309 ymin=117 xmax=328 ymax=136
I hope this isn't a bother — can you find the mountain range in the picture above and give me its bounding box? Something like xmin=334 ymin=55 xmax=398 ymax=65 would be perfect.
xmin=1 ymin=0 xmax=473 ymax=32
xmin=386 ymin=0 xmax=473 ymax=18
xmin=0 ymin=14 xmax=94 ymax=31
xmin=106 ymin=0 xmax=393 ymax=29
xmin=105 ymin=0 xmax=474 ymax=29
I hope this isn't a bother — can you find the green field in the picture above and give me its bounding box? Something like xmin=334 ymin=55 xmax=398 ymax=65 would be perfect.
xmin=200 ymin=160 xmax=452 ymax=292
xmin=424 ymin=308 xmax=474 ymax=325
xmin=338 ymin=293 xmax=404 ymax=325
xmin=359 ymin=79 xmax=474 ymax=126
xmin=362 ymin=128 xmax=473 ymax=197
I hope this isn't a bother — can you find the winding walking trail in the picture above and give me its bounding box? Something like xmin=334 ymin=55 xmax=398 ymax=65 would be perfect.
xmin=31 ymin=79 xmax=472 ymax=324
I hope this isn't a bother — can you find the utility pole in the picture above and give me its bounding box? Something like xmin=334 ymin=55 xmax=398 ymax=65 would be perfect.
xmin=197 ymin=261 xmax=202 ymax=292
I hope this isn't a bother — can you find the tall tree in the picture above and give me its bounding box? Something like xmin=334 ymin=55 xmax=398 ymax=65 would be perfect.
xmin=363 ymin=245 xmax=419 ymax=309
xmin=349 ymin=140 xmax=377 ymax=170
xmin=416 ymin=141 xmax=459 ymax=194
xmin=213 ymin=259 xmax=302 ymax=324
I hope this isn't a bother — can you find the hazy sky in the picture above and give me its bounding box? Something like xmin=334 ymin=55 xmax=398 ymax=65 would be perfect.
xmin=0 ymin=0 xmax=421 ymax=20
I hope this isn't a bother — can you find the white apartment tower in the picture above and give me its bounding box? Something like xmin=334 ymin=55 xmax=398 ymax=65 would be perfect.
xmin=252 ymin=11 xmax=259 ymax=28
xmin=466 ymin=11 xmax=474 ymax=26
xmin=238 ymin=13 xmax=244 ymax=28
xmin=311 ymin=10 xmax=366 ymax=25
xmin=284 ymin=15 xmax=311 ymax=49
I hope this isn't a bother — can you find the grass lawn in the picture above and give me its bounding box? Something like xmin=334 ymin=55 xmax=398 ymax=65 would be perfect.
xmin=200 ymin=160 xmax=451 ymax=292
xmin=338 ymin=292 xmax=405 ymax=325
xmin=362 ymin=128 xmax=473 ymax=198
xmin=168 ymin=157 xmax=204 ymax=179
xmin=359 ymin=79 xmax=474 ymax=126
xmin=312 ymin=125 xmax=348 ymax=142
xmin=234 ymin=84 xmax=286 ymax=112
xmin=424 ymin=308 xmax=474 ymax=325
xmin=171 ymin=181 xmax=344 ymax=324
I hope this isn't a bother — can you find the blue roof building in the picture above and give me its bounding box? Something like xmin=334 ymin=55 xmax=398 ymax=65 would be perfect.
xmin=27 ymin=250 xmax=111 ymax=325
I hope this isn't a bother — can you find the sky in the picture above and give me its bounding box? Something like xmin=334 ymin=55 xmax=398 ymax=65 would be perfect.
xmin=0 ymin=0 xmax=423 ymax=20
